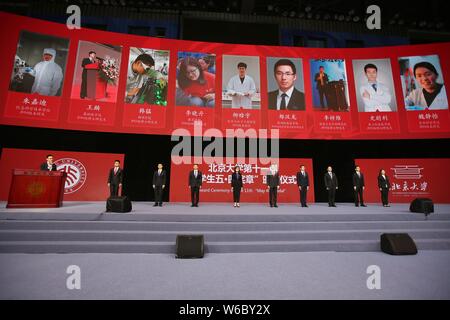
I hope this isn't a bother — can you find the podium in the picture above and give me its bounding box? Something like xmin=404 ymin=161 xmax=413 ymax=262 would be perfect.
xmin=325 ymin=80 xmax=348 ymax=111
xmin=84 ymin=62 xmax=107 ymax=100
xmin=7 ymin=169 xmax=67 ymax=208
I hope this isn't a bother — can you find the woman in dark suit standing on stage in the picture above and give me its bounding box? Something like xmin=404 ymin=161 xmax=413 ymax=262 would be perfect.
xmin=231 ymin=165 xmax=243 ymax=207
xmin=378 ymin=169 xmax=391 ymax=207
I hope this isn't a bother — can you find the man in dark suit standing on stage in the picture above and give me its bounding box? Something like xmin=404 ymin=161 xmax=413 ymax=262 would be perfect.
xmin=296 ymin=164 xmax=310 ymax=207
xmin=40 ymin=154 xmax=57 ymax=171
xmin=188 ymin=164 xmax=202 ymax=207
xmin=80 ymin=51 xmax=96 ymax=99
xmin=324 ymin=166 xmax=338 ymax=207
xmin=266 ymin=164 xmax=280 ymax=207
xmin=107 ymin=160 xmax=123 ymax=197
xmin=268 ymin=59 xmax=305 ymax=111
xmin=352 ymin=165 xmax=366 ymax=207
xmin=152 ymin=163 xmax=166 ymax=207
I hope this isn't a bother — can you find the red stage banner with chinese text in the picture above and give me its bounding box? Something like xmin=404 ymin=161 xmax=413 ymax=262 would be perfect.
xmin=0 ymin=148 xmax=124 ymax=201
xmin=354 ymin=158 xmax=450 ymax=203
xmin=169 ymin=157 xmax=314 ymax=203
xmin=0 ymin=12 xmax=449 ymax=140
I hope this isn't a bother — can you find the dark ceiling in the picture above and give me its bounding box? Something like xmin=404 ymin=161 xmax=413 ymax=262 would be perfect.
xmin=0 ymin=0 xmax=448 ymax=31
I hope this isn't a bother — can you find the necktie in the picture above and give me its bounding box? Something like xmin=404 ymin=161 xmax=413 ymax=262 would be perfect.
xmin=194 ymin=171 xmax=197 ymax=177
xmin=114 ymin=167 xmax=118 ymax=174
xmin=280 ymin=93 xmax=287 ymax=110
xmin=372 ymin=83 xmax=377 ymax=92
xmin=302 ymin=172 xmax=305 ymax=177
xmin=158 ymin=170 xmax=161 ymax=175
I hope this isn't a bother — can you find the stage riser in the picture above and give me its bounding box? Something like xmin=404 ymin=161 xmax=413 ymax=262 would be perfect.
xmin=2 ymin=213 xmax=449 ymax=222
xmin=2 ymin=203 xmax=449 ymax=254
xmin=1 ymin=240 xmax=450 ymax=253
xmin=1 ymin=230 xmax=450 ymax=242
xmin=1 ymin=221 xmax=450 ymax=231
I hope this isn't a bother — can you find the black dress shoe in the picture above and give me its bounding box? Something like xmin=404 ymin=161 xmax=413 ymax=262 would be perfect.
xmin=270 ymin=205 xmax=273 ymax=207
xmin=274 ymin=204 xmax=278 ymax=207
xmin=305 ymin=205 xmax=308 ymax=207
xmin=332 ymin=205 xmax=337 ymax=207
xmin=153 ymin=203 xmax=158 ymax=207
xmin=191 ymin=204 xmax=195 ymax=207
xmin=159 ymin=203 xmax=163 ymax=207
xmin=355 ymin=204 xmax=359 ymax=207
xmin=361 ymin=204 xmax=367 ymax=207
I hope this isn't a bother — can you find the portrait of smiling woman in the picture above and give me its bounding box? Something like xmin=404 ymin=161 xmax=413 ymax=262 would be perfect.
xmin=176 ymin=56 xmax=215 ymax=107
xmin=399 ymin=55 xmax=448 ymax=110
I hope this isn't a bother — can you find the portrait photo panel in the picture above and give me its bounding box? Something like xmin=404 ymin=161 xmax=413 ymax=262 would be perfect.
xmin=352 ymin=59 xmax=397 ymax=112
xmin=222 ymin=55 xmax=261 ymax=109
xmin=398 ymin=54 xmax=448 ymax=111
xmin=175 ymin=51 xmax=216 ymax=108
xmin=310 ymin=58 xmax=350 ymax=112
xmin=9 ymin=30 xmax=69 ymax=97
xmin=71 ymin=41 xmax=122 ymax=103
xmin=266 ymin=57 xmax=305 ymax=111
xmin=125 ymin=47 xmax=169 ymax=106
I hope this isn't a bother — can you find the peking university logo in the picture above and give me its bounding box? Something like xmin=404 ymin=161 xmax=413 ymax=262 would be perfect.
xmin=55 ymin=158 xmax=87 ymax=194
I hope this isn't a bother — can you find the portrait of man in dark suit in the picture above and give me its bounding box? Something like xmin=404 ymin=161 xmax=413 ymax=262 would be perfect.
xmin=314 ymin=65 xmax=329 ymax=108
xmin=80 ymin=50 xmax=96 ymax=99
xmin=268 ymin=58 xmax=305 ymax=111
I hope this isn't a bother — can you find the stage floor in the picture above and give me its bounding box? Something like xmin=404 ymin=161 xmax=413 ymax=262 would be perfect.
xmin=1 ymin=201 xmax=450 ymax=222
xmin=1 ymin=201 xmax=450 ymax=299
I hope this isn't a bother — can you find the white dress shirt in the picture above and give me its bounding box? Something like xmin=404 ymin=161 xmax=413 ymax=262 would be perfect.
xmin=276 ymin=86 xmax=295 ymax=110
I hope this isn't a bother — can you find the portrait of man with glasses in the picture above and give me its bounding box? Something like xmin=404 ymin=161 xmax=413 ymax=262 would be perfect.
xmin=268 ymin=58 xmax=305 ymax=111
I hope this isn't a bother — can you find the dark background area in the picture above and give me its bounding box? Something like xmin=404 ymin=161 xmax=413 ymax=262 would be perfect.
xmin=182 ymin=18 xmax=279 ymax=45
xmin=1 ymin=125 xmax=449 ymax=203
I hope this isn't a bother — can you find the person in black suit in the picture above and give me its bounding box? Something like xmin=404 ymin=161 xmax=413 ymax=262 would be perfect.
xmin=231 ymin=165 xmax=243 ymax=207
xmin=152 ymin=163 xmax=166 ymax=207
xmin=266 ymin=164 xmax=280 ymax=207
xmin=188 ymin=164 xmax=202 ymax=207
xmin=40 ymin=154 xmax=57 ymax=171
xmin=268 ymin=59 xmax=305 ymax=111
xmin=352 ymin=165 xmax=366 ymax=207
xmin=80 ymin=51 xmax=96 ymax=99
xmin=107 ymin=160 xmax=123 ymax=197
xmin=378 ymin=169 xmax=391 ymax=207
xmin=314 ymin=66 xmax=329 ymax=108
xmin=324 ymin=166 xmax=338 ymax=207
xmin=296 ymin=164 xmax=310 ymax=207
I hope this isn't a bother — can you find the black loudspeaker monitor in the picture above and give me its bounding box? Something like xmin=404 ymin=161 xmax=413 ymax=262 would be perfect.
xmin=380 ymin=233 xmax=417 ymax=255
xmin=106 ymin=196 xmax=132 ymax=213
xmin=176 ymin=235 xmax=204 ymax=258
xmin=410 ymin=198 xmax=434 ymax=215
